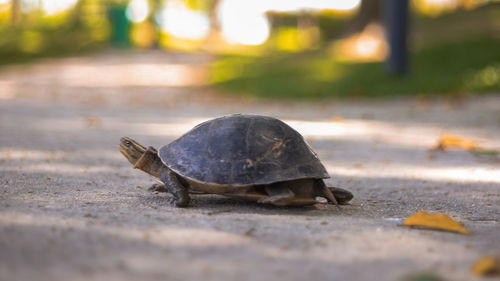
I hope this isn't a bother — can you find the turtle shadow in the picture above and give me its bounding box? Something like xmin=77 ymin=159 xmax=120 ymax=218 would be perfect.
xmin=136 ymin=192 xmax=338 ymax=216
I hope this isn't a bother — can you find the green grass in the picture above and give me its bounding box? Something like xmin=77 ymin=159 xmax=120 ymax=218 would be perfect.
xmin=0 ymin=24 xmax=108 ymax=66
xmin=211 ymin=37 xmax=500 ymax=99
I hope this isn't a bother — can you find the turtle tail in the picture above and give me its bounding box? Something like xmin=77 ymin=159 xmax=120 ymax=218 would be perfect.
xmin=328 ymin=187 xmax=354 ymax=205
xmin=315 ymin=180 xmax=340 ymax=208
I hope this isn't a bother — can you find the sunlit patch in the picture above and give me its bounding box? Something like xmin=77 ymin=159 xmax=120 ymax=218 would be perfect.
xmin=285 ymin=119 xmax=442 ymax=148
xmin=0 ymin=149 xmax=66 ymax=160
xmin=0 ymin=148 xmax=121 ymax=161
xmin=0 ymin=0 xmax=10 ymax=12
xmin=130 ymin=21 xmax=156 ymax=47
xmin=413 ymin=0 xmax=467 ymax=16
xmin=126 ymin=0 xmax=150 ymax=23
xmin=465 ymin=65 xmax=500 ymax=91
xmin=157 ymin=0 xmax=210 ymax=40
xmin=55 ymin=63 xmax=208 ymax=88
xmin=43 ymin=0 xmax=78 ymax=15
xmin=219 ymin=0 xmax=270 ymax=45
xmin=326 ymin=163 xmax=500 ymax=183
xmin=6 ymin=111 xmax=498 ymax=186
xmin=136 ymin=118 xmax=212 ymax=137
xmin=2 ymin=163 xmax=114 ymax=174
xmin=276 ymin=28 xmax=302 ymax=51
xmin=210 ymin=57 xmax=253 ymax=83
xmin=28 ymin=116 xmax=210 ymax=139
xmin=223 ymin=12 xmax=270 ymax=45
xmin=330 ymin=23 xmax=387 ymax=62
xmin=19 ymin=0 xmax=78 ymax=15
xmin=0 ymin=80 xmax=16 ymax=99
xmin=218 ymin=0 xmax=360 ymax=46
xmin=265 ymin=0 xmax=361 ymax=12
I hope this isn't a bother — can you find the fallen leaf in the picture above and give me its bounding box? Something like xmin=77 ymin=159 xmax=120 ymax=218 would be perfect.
xmin=433 ymin=133 xmax=479 ymax=150
xmin=330 ymin=115 xmax=345 ymax=122
xmin=402 ymin=210 xmax=469 ymax=234
xmin=427 ymin=151 xmax=436 ymax=160
xmin=84 ymin=116 xmax=102 ymax=128
xmin=471 ymin=256 xmax=500 ymax=276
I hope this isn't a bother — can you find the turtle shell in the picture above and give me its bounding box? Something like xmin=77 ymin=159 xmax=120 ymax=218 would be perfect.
xmin=159 ymin=114 xmax=329 ymax=186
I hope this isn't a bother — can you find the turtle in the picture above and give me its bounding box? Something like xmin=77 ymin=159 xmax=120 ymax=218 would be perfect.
xmin=119 ymin=114 xmax=353 ymax=207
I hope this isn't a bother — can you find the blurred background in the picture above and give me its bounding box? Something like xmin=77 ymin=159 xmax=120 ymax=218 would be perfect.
xmin=1 ymin=3 xmax=500 ymax=281
xmin=1 ymin=0 xmax=499 ymax=99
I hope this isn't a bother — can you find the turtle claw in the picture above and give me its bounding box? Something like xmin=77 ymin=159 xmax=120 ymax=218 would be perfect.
xmin=174 ymin=196 xmax=190 ymax=207
xmin=166 ymin=196 xmax=176 ymax=205
xmin=165 ymin=194 xmax=190 ymax=208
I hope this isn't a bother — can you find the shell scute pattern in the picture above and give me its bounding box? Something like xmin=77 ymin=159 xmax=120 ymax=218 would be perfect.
xmin=159 ymin=114 xmax=328 ymax=186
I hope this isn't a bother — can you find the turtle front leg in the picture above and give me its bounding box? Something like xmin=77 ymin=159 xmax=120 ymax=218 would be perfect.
xmin=148 ymin=183 xmax=207 ymax=194
xmin=160 ymin=169 xmax=191 ymax=207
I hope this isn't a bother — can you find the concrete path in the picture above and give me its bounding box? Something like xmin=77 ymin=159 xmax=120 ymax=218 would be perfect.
xmin=0 ymin=51 xmax=499 ymax=281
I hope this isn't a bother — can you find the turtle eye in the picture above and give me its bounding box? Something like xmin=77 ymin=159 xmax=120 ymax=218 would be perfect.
xmin=125 ymin=140 xmax=131 ymax=146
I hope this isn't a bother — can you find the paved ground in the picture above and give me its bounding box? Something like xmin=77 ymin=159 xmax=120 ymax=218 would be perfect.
xmin=0 ymin=51 xmax=499 ymax=281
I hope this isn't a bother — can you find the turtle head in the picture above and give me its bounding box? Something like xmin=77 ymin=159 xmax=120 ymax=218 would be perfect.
xmin=119 ymin=137 xmax=165 ymax=178
xmin=119 ymin=137 xmax=147 ymax=166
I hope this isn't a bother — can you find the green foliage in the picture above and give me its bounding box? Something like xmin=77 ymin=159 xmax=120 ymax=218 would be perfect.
xmin=0 ymin=0 xmax=110 ymax=65
xmin=0 ymin=26 xmax=107 ymax=65
xmin=211 ymin=37 xmax=500 ymax=99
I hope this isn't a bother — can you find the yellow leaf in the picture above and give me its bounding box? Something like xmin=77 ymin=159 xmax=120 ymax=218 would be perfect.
xmin=471 ymin=256 xmax=500 ymax=276
xmin=434 ymin=133 xmax=479 ymax=150
xmin=402 ymin=210 xmax=469 ymax=234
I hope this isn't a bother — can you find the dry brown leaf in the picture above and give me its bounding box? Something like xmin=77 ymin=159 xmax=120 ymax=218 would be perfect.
xmin=427 ymin=151 xmax=436 ymax=160
xmin=330 ymin=115 xmax=345 ymax=122
xmin=433 ymin=133 xmax=479 ymax=150
xmin=402 ymin=210 xmax=469 ymax=234
xmin=84 ymin=116 xmax=102 ymax=128
xmin=471 ymin=256 xmax=500 ymax=276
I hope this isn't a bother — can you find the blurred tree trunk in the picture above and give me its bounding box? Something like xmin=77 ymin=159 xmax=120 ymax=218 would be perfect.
xmin=206 ymin=0 xmax=220 ymax=44
xmin=298 ymin=12 xmax=320 ymax=48
xmin=11 ymin=0 xmax=20 ymax=25
xmin=148 ymin=0 xmax=163 ymax=48
xmin=69 ymin=0 xmax=85 ymax=28
xmin=209 ymin=0 xmax=219 ymax=32
xmin=344 ymin=0 xmax=382 ymax=36
xmin=203 ymin=0 xmax=220 ymax=48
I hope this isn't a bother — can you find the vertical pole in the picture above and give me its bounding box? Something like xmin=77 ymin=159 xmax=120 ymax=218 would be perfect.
xmin=385 ymin=0 xmax=409 ymax=74
xmin=12 ymin=0 xmax=20 ymax=25
xmin=108 ymin=3 xmax=130 ymax=48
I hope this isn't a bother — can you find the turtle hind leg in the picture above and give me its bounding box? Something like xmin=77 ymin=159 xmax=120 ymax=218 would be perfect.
xmin=315 ymin=180 xmax=340 ymax=208
xmin=160 ymin=169 xmax=191 ymax=207
xmin=315 ymin=180 xmax=353 ymax=206
xmin=257 ymin=183 xmax=295 ymax=206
